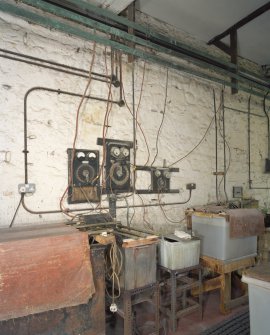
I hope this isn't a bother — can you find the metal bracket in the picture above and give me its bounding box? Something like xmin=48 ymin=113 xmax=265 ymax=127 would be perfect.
xmin=135 ymin=165 xmax=179 ymax=194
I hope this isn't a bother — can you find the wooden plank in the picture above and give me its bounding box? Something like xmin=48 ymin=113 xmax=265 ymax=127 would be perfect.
xmin=122 ymin=235 xmax=158 ymax=248
xmin=201 ymin=255 xmax=256 ymax=274
xmin=212 ymin=171 xmax=225 ymax=176
xmin=192 ymin=212 xmax=227 ymax=219
xmin=220 ymin=273 xmax=231 ymax=314
xmin=192 ymin=276 xmax=222 ymax=295
xmin=95 ymin=233 xmax=116 ymax=245
xmin=222 ymin=257 xmax=256 ymax=273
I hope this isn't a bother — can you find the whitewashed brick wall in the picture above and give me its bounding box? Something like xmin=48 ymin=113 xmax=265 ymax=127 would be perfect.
xmin=0 ymin=12 xmax=269 ymax=232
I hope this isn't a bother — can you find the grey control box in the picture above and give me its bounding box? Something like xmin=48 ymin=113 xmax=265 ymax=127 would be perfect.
xmin=233 ymin=186 xmax=243 ymax=198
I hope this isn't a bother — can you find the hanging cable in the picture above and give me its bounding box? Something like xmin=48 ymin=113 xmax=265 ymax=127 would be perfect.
xmin=157 ymin=192 xmax=191 ymax=224
xmin=122 ymin=62 xmax=150 ymax=166
xmin=105 ymin=240 xmax=123 ymax=309
xmin=124 ymin=196 xmax=130 ymax=229
xmin=121 ymin=61 xmax=148 ymax=226
xmin=137 ymin=194 xmax=154 ymax=231
xmin=60 ymin=42 xmax=97 ymax=217
xmin=168 ymin=116 xmax=215 ymax=167
xmin=9 ymin=195 xmax=23 ymax=228
xmin=151 ymin=68 xmax=169 ymax=166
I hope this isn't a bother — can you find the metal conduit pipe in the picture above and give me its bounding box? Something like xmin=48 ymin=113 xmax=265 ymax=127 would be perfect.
xmin=1 ymin=1 xmax=270 ymax=99
xmin=224 ymin=105 xmax=265 ymax=118
xmin=21 ymin=190 xmax=192 ymax=215
xmin=0 ymin=49 xmax=122 ymax=86
xmin=49 ymin=0 xmax=268 ymax=89
xmin=222 ymin=91 xmax=229 ymax=202
xmin=19 ymin=0 xmax=270 ymax=94
xmin=213 ymin=90 xmax=219 ymax=203
xmin=248 ymin=94 xmax=270 ymax=190
xmin=263 ymin=92 xmax=270 ymax=158
xmin=23 ymin=86 xmax=124 ymax=183
xmin=0 ymin=53 xmax=108 ymax=82
xmin=0 ymin=48 xmax=109 ymax=78
xmin=22 ymin=86 xmax=192 ymax=215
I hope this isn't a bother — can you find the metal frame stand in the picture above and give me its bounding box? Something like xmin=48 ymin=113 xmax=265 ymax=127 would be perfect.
xmin=116 ymin=282 xmax=160 ymax=335
xmin=159 ymin=264 xmax=203 ymax=333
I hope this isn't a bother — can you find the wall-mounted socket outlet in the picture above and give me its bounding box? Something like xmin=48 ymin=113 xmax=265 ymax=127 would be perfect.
xmin=186 ymin=183 xmax=196 ymax=190
xmin=18 ymin=183 xmax=36 ymax=194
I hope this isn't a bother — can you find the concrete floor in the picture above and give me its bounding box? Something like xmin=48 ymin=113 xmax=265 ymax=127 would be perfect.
xmin=106 ymin=290 xmax=249 ymax=335
xmin=171 ymin=291 xmax=248 ymax=335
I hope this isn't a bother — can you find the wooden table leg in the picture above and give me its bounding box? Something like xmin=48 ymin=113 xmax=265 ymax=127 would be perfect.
xmin=220 ymin=272 xmax=231 ymax=314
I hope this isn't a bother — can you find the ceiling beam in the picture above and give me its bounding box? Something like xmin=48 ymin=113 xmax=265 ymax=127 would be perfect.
xmin=208 ymin=1 xmax=270 ymax=45
xmin=211 ymin=41 xmax=230 ymax=55
xmin=1 ymin=0 xmax=270 ymax=99
xmin=230 ymin=30 xmax=238 ymax=94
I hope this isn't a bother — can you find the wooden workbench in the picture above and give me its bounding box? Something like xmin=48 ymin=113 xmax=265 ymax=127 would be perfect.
xmin=193 ymin=255 xmax=256 ymax=314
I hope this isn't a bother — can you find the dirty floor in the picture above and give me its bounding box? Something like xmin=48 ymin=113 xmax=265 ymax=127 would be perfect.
xmin=106 ymin=290 xmax=249 ymax=335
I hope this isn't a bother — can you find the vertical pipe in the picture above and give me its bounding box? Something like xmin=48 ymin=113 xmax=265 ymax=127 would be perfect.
xmin=248 ymin=94 xmax=270 ymax=189
xmin=132 ymin=61 xmax=136 ymax=190
xmin=213 ymin=89 xmax=219 ymax=203
xmin=23 ymin=92 xmax=29 ymax=184
xmin=248 ymin=94 xmax=252 ymax=188
xmin=263 ymin=92 xmax=270 ymax=159
xmin=222 ymin=90 xmax=229 ymax=202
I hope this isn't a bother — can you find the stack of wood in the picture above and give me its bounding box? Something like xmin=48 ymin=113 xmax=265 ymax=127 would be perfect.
xmin=258 ymin=228 xmax=270 ymax=263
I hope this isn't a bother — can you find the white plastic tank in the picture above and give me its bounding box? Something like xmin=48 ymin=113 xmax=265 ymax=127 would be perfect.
xmin=158 ymin=234 xmax=200 ymax=270
xmin=242 ymin=264 xmax=270 ymax=335
xmin=192 ymin=214 xmax=257 ymax=260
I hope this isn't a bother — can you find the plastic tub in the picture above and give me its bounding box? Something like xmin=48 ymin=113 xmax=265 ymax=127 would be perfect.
xmin=242 ymin=264 xmax=270 ymax=335
xmin=158 ymin=235 xmax=200 ymax=270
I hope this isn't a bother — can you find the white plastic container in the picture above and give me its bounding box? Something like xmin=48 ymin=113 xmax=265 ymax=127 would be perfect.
xmin=158 ymin=234 xmax=200 ymax=270
xmin=192 ymin=214 xmax=257 ymax=260
xmin=242 ymin=265 xmax=270 ymax=335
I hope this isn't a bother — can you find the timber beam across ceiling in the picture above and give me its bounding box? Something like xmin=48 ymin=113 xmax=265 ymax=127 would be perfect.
xmin=208 ymin=1 xmax=270 ymax=46
xmin=0 ymin=0 xmax=270 ymax=100
xmin=208 ymin=1 xmax=270 ymax=95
